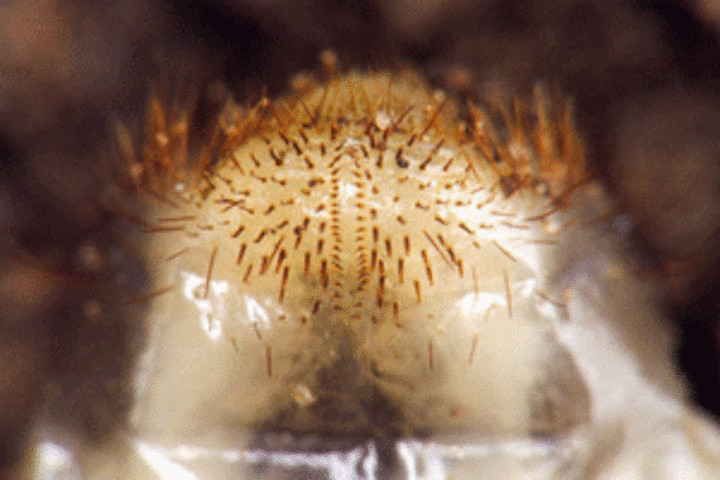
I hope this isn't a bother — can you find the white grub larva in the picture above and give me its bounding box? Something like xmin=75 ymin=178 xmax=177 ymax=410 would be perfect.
xmin=116 ymin=67 xmax=591 ymax=438
xmin=31 ymin=58 xmax=720 ymax=479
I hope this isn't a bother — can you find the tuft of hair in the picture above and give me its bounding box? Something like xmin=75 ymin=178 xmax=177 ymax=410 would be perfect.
xmin=467 ymin=83 xmax=589 ymax=200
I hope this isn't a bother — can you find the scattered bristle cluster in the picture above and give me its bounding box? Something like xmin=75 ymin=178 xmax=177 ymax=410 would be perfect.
xmin=115 ymin=69 xmax=588 ymax=203
xmin=111 ymin=65 xmax=591 ymax=440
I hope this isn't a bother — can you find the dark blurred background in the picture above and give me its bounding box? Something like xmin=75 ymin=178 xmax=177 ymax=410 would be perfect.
xmin=2 ymin=0 xmax=720 ymax=474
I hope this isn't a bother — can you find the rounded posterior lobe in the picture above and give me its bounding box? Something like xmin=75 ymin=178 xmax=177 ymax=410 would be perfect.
xmin=127 ymin=71 xmax=591 ymax=444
